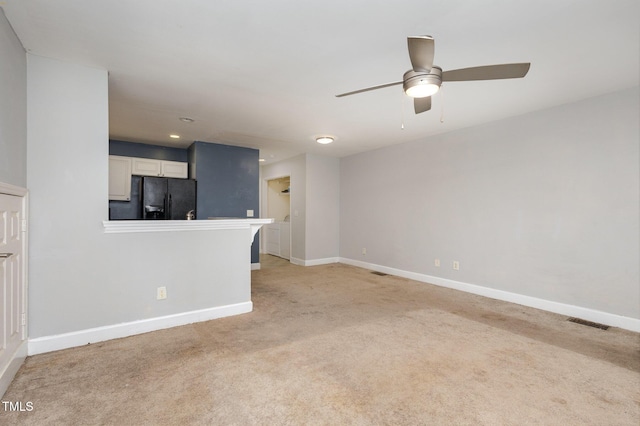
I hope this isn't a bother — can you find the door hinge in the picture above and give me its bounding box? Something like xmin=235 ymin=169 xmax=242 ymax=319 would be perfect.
xmin=21 ymin=219 xmax=27 ymax=232
xmin=21 ymin=312 xmax=26 ymax=326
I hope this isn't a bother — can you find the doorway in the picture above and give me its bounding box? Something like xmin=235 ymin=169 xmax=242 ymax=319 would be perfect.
xmin=264 ymin=176 xmax=291 ymax=262
xmin=0 ymin=185 xmax=28 ymax=397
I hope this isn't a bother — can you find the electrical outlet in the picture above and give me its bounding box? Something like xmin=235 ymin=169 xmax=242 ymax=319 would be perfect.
xmin=362 ymin=248 xmax=367 ymax=255
xmin=157 ymin=286 xmax=167 ymax=300
xmin=246 ymin=209 xmax=254 ymax=217
xmin=453 ymin=261 xmax=460 ymax=271
xmin=435 ymin=259 xmax=440 ymax=267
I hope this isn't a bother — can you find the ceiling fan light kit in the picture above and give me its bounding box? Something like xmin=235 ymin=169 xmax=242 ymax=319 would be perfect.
xmin=403 ymin=67 xmax=442 ymax=98
xmin=336 ymin=35 xmax=530 ymax=115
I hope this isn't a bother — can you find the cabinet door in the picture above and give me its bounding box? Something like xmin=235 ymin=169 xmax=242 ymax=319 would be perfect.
xmin=279 ymin=223 xmax=290 ymax=260
xmin=108 ymin=156 xmax=132 ymax=201
xmin=265 ymin=224 xmax=280 ymax=256
xmin=161 ymin=161 xmax=188 ymax=178
xmin=131 ymin=158 xmax=162 ymax=177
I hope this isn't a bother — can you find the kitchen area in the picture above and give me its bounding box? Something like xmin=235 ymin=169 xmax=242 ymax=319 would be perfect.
xmin=107 ymin=139 xmax=267 ymax=265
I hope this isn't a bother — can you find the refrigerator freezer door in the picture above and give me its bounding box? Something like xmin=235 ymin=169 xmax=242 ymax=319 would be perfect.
xmin=142 ymin=176 xmax=167 ymax=220
xmin=167 ymin=179 xmax=196 ymax=220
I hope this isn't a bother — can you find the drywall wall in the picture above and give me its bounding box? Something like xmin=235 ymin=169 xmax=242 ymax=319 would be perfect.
xmin=305 ymin=154 xmax=340 ymax=262
xmin=188 ymin=141 xmax=260 ymax=263
xmin=340 ymin=87 xmax=640 ymax=321
xmin=109 ymin=139 xmax=188 ymax=161
xmin=27 ymin=54 xmax=253 ymax=342
xmin=0 ymin=9 xmax=26 ymax=187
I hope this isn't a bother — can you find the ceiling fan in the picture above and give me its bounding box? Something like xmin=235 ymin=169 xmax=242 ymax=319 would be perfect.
xmin=336 ymin=35 xmax=530 ymax=114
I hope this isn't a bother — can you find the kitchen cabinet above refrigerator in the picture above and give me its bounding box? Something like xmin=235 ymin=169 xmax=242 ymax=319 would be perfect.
xmin=132 ymin=158 xmax=188 ymax=178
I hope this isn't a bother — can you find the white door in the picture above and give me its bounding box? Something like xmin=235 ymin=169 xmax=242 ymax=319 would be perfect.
xmin=0 ymin=192 xmax=26 ymax=397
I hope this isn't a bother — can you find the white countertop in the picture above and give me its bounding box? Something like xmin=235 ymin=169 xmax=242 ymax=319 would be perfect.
xmin=103 ymin=218 xmax=274 ymax=243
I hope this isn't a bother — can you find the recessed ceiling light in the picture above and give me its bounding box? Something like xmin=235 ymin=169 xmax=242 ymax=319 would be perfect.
xmin=179 ymin=117 xmax=195 ymax=123
xmin=169 ymin=134 xmax=180 ymax=139
xmin=316 ymin=136 xmax=334 ymax=144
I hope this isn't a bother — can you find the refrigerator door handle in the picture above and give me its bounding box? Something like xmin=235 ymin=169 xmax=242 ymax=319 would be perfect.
xmin=163 ymin=193 xmax=168 ymax=220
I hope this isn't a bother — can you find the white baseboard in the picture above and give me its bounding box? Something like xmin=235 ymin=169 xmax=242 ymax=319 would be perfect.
xmin=290 ymin=257 xmax=305 ymax=266
xmin=0 ymin=340 xmax=27 ymax=398
xmin=339 ymin=257 xmax=640 ymax=333
xmin=28 ymin=301 xmax=253 ymax=356
xmin=290 ymin=257 xmax=339 ymax=267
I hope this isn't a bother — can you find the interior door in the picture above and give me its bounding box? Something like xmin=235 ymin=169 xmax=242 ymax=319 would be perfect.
xmin=0 ymin=192 xmax=26 ymax=397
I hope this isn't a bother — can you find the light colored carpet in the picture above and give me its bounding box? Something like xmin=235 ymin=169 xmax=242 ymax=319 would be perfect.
xmin=2 ymin=257 xmax=639 ymax=425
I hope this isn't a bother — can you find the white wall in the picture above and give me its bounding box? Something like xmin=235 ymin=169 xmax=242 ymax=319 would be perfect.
xmin=0 ymin=9 xmax=26 ymax=187
xmin=340 ymin=87 xmax=640 ymax=322
xmin=27 ymin=54 xmax=252 ymax=344
xmin=305 ymin=154 xmax=340 ymax=262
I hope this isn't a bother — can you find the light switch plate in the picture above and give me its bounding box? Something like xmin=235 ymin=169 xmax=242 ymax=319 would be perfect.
xmin=247 ymin=210 xmax=254 ymax=217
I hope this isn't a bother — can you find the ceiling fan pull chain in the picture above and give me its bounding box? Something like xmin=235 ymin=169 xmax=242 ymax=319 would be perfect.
xmin=401 ymin=89 xmax=405 ymax=129
xmin=439 ymin=86 xmax=445 ymax=123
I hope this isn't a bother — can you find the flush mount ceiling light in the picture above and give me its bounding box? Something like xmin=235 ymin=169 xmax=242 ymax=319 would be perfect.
xmin=259 ymin=158 xmax=265 ymax=162
xmin=403 ymin=67 xmax=442 ymax=98
xmin=169 ymin=134 xmax=180 ymax=139
xmin=316 ymin=136 xmax=334 ymax=144
xmin=179 ymin=117 xmax=195 ymax=123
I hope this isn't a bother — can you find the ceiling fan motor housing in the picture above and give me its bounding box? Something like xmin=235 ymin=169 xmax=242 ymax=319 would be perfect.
xmin=403 ymin=66 xmax=442 ymax=98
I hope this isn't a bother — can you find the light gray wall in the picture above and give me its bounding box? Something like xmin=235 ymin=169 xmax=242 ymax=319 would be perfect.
xmin=305 ymin=154 xmax=340 ymax=261
xmin=0 ymin=8 xmax=26 ymax=187
xmin=261 ymin=153 xmax=340 ymax=264
xmin=340 ymin=87 xmax=639 ymax=319
xmin=27 ymin=54 xmax=252 ymax=338
xmin=261 ymin=154 xmax=307 ymax=261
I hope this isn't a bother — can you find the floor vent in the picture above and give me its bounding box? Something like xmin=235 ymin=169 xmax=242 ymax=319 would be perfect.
xmin=371 ymin=271 xmax=389 ymax=276
xmin=567 ymin=317 xmax=609 ymax=330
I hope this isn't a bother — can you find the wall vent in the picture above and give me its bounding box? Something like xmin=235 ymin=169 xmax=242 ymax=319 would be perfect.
xmin=567 ymin=317 xmax=609 ymax=330
xmin=371 ymin=271 xmax=388 ymax=276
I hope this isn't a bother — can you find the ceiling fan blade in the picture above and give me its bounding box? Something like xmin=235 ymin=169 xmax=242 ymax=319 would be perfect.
xmin=408 ymin=35 xmax=435 ymax=72
xmin=442 ymin=63 xmax=531 ymax=82
xmin=414 ymin=96 xmax=431 ymax=114
xmin=335 ymin=81 xmax=403 ymax=97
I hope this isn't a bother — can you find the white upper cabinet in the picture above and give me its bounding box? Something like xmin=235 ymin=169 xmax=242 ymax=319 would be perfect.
xmin=131 ymin=158 xmax=188 ymax=178
xmin=131 ymin=157 xmax=161 ymax=176
xmin=108 ymin=156 xmax=132 ymax=201
xmin=160 ymin=160 xmax=188 ymax=178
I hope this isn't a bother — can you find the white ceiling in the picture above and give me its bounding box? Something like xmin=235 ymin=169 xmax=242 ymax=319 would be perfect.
xmin=3 ymin=0 xmax=639 ymax=164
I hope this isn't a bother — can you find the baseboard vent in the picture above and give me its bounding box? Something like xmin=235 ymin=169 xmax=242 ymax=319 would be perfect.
xmin=371 ymin=271 xmax=389 ymax=276
xmin=567 ymin=317 xmax=609 ymax=330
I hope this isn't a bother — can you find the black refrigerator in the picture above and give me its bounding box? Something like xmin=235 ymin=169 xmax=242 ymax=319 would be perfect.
xmin=141 ymin=177 xmax=196 ymax=220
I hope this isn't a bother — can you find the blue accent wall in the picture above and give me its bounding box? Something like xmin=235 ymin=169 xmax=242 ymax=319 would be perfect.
xmin=189 ymin=141 xmax=260 ymax=263
xmin=109 ymin=140 xmax=187 ymax=161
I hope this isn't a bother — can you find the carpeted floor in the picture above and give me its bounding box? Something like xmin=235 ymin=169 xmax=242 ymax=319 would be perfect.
xmin=2 ymin=256 xmax=639 ymax=425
